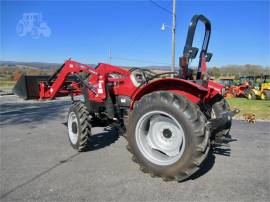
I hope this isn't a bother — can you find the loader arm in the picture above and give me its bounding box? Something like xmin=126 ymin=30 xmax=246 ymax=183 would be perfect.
xmin=40 ymin=60 xmax=98 ymax=99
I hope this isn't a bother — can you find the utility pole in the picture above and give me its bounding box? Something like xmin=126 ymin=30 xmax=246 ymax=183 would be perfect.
xmin=109 ymin=48 xmax=112 ymax=64
xmin=152 ymin=0 xmax=176 ymax=73
xmin=171 ymin=0 xmax=176 ymax=73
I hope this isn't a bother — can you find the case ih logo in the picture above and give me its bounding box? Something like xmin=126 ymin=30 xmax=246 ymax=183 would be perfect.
xmin=16 ymin=13 xmax=51 ymax=39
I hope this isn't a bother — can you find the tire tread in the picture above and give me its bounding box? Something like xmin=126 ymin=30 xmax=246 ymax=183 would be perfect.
xmin=69 ymin=101 xmax=91 ymax=152
xmin=127 ymin=91 xmax=210 ymax=182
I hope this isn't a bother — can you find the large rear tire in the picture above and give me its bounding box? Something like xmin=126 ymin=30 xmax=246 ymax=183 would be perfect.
xmin=261 ymin=90 xmax=270 ymax=100
xmin=127 ymin=91 xmax=210 ymax=182
xmin=67 ymin=101 xmax=91 ymax=151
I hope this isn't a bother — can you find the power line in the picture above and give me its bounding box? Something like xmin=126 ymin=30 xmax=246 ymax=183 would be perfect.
xmin=125 ymin=21 xmax=155 ymax=50
xmin=149 ymin=0 xmax=172 ymax=15
xmin=150 ymin=0 xmax=176 ymax=73
xmin=112 ymin=56 xmax=170 ymax=66
xmin=110 ymin=1 xmax=174 ymax=67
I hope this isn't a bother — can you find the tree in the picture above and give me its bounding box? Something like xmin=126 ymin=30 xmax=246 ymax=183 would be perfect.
xmin=12 ymin=70 xmax=23 ymax=81
xmin=208 ymin=66 xmax=221 ymax=77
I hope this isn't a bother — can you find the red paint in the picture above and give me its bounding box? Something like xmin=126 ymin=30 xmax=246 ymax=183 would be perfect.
xmin=201 ymin=54 xmax=207 ymax=74
xmin=130 ymin=78 xmax=208 ymax=108
xmin=37 ymin=60 xmax=223 ymax=109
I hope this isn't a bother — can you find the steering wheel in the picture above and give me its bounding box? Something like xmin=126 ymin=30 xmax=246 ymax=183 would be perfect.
xmin=130 ymin=69 xmax=147 ymax=87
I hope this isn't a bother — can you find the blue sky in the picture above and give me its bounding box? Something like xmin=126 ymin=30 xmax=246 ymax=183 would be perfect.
xmin=1 ymin=0 xmax=269 ymax=67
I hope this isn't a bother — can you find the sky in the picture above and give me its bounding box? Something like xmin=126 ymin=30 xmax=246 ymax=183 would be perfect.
xmin=1 ymin=0 xmax=269 ymax=67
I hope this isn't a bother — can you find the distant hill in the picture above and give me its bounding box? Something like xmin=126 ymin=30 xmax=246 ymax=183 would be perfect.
xmin=1 ymin=61 xmax=269 ymax=76
xmin=0 ymin=61 xmax=62 ymax=70
xmin=0 ymin=61 xmax=172 ymax=71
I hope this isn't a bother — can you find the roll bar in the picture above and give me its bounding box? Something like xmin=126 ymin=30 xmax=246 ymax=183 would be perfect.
xmin=180 ymin=14 xmax=212 ymax=80
xmin=183 ymin=14 xmax=211 ymax=58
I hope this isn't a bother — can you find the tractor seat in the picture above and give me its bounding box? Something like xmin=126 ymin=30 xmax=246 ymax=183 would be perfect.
xmin=130 ymin=69 xmax=146 ymax=87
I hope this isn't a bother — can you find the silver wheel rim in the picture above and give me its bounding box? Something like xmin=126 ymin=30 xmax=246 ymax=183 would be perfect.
xmin=135 ymin=111 xmax=185 ymax=166
xmin=68 ymin=112 xmax=79 ymax=144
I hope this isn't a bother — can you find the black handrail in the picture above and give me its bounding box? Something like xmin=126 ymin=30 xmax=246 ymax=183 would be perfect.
xmin=183 ymin=14 xmax=211 ymax=58
xmin=182 ymin=14 xmax=212 ymax=80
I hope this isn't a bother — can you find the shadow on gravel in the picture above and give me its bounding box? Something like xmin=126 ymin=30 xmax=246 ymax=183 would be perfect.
xmin=0 ymin=101 xmax=71 ymax=126
xmin=187 ymin=149 xmax=216 ymax=181
xmin=62 ymin=122 xmax=120 ymax=152
xmin=87 ymin=127 xmax=119 ymax=151
xmin=0 ymin=152 xmax=80 ymax=200
xmin=187 ymin=134 xmax=238 ymax=181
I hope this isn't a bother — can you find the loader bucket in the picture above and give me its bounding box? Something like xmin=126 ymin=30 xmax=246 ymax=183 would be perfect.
xmin=12 ymin=75 xmax=50 ymax=99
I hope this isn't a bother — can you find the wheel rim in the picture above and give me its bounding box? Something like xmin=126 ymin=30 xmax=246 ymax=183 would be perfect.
xmin=68 ymin=112 xmax=79 ymax=144
xmin=135 ymin=111 xmax=185 ymax=166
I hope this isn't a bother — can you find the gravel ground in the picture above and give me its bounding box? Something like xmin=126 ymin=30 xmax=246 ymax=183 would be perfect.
xmin=0 ymin=95 xmax=269 ymax=202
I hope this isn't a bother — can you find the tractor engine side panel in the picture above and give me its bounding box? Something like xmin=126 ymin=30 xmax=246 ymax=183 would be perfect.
xmin=85 ymin=63 xmax=138 ymax=103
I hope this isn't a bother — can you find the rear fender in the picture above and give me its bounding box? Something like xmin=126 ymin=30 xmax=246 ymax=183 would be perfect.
xmin=130 ymin=78 xmax=208 ymax=109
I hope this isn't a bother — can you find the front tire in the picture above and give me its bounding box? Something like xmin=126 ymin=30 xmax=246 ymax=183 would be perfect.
xmin=247 ymin=90 xmax=256 ymax=100
xmin=67 ymin=101 xmax=91 ymax=151
xmin=127 ymin=91 xmax=210 ymax=182
xmin=261 ymin=90 xmax=270 ymax=100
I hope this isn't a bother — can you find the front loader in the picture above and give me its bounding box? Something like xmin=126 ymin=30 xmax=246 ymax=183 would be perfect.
xmin=245 ymin=75 xmax=270 ymax=100
xmin=13 ymin=14 xmax=239 ymax=182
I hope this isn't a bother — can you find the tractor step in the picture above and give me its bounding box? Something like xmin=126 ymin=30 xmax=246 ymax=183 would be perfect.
xmin=207 ymin=109 xmax=240 ymax=134
xmin=211 ymin=142 xmax=230 ymax=147
xmin=12 ymin=75 xmax=50 ymax=99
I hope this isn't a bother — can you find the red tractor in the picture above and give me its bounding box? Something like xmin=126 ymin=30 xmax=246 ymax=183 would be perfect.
xmin=13 ymin=15 xmax=239 ymax=182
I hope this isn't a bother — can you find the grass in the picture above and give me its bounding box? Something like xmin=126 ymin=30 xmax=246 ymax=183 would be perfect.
xmin=226 ymin=98 xmax=270 ymax=120
xmin=0 ymin=80 xmax=16 ymax=89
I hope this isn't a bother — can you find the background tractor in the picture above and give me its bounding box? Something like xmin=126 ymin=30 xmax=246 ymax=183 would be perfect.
xmin=217 ymin=77 xmax=235 ymax=98
xmin=232 ymin=80 xmax=251 ymax=97
xmin=218 ymin=76 xmax=250 ymax=98
xmin=245 ymin=75 xmax=270 ymax=100
xmin=13 ymin=15 xmax=239 ymax=182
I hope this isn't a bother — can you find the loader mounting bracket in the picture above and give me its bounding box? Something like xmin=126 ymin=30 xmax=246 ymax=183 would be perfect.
xmin=207 ymin=109 xmax=240 ymax=134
